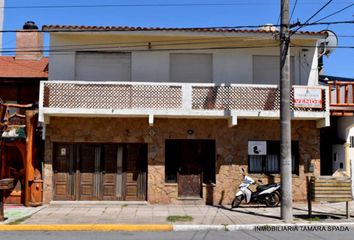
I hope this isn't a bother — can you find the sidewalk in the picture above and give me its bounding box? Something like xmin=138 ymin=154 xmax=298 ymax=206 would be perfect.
xmin=2 ymin=201 xmax=353 ymax=226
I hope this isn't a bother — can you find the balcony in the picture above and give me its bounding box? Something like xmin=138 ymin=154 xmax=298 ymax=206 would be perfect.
xmin=328 ymin=81 xmax=354 ymax=116
xmin=39 ymin=81 xmax=329 ymax=127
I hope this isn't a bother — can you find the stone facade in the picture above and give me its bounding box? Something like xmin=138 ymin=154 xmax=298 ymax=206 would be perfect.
xmin=43 ymin=117 xmax=320 ymax=204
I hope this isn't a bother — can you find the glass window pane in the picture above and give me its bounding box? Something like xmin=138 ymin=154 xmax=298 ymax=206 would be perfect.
xmin=266 ymin=154 xmax=279 ymax=173
xmin=249 ymin=155 xmax=263 ymax=173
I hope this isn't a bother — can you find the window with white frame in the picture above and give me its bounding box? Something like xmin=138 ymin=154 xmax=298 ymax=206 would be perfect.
xmin=350 ymin=136 xmax=354 ymax=148
xmin=248 ymin=141 xmax=299 ymax=174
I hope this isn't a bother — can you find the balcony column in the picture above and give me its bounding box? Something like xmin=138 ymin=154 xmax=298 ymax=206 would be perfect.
xmin=182 ymin=84 xmax=192 ymax=112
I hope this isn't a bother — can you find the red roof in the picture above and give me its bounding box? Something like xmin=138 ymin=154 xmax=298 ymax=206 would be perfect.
xmin=42 ymin=25 xmax=325 ymax=36
xmin=0 ymin=57 xmax=48 ymax=78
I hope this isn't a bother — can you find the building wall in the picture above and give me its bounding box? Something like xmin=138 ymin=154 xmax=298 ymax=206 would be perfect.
xmin=48 ymin=34 xmax=318 ymax=86
xmin=334 ymin=117 xmax=354 ymax=195
xmin=43 ymin=117 xmax=320 ymax=204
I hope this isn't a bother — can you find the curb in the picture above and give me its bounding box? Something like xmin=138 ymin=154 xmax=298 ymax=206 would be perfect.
xmin=173 ymin=222 xmax=354 ymax=231
xmin=225 ymin=222 xmax=354 ymax=231
xmin=0 ymin=222 xmax=353 ymax=231
xmin=173 ymin=225 xmax=225 ymax=231
xmin=0 ymin=224 xmax=173 ymax=231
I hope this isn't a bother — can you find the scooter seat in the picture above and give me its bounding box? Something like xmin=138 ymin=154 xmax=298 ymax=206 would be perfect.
xmin=256 ymin=183 xmax=278 ymax=191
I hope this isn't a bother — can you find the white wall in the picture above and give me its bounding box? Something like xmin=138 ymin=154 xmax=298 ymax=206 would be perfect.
xmin=49 ymin=35 xmax=319 ymax=86
xmin=336 ymin=117 xmax=354 ymax=196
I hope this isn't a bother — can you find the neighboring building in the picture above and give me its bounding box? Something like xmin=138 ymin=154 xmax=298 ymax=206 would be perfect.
xmin=0 ymin=21 xmax=48 ymax=205
xmin=39 ymin=25 xmax=330 ymax=204
xmin=319 ymin=75 xmax=354 ymax=196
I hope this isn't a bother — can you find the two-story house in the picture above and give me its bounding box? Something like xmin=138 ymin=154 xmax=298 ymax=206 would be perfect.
xmin=39 ymin=25 xmax=330 ymax=204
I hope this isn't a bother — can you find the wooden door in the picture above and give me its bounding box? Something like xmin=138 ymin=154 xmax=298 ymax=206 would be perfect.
xmin=124 ymin=144 xmax=147 ymax=201
xmin=178 ymin=141 xmax=202 ymax=198
xmin=53 ymin=143 xmax=147 ymax=201
xmin=79 ymin=145 xmax=99 ymax=200
xmin=53 ymin=144 xmax=75 ymax=200
xmin=102 ymin=145 xmax=123 ymax=200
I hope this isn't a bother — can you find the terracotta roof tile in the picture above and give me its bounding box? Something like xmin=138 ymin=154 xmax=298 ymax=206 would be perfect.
xmin=0 ymin=56 xmax=48 ymax=78
xmin=42 ymin=25 xmax=325 ymax=36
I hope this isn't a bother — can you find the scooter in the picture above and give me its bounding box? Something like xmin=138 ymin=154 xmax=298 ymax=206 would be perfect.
xmin=231 ymin=169 xmax=281 ymax=208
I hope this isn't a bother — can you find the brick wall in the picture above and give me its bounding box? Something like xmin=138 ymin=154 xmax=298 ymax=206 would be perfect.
xmin=43 ymin=117 xmax=320 ymax=204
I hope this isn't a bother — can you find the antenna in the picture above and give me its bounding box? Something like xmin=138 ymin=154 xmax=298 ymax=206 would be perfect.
xmin=319 ymin=30 xmax=338 ymax=57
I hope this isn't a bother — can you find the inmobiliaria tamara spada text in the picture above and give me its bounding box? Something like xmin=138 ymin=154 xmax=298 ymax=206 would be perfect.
xmin=255 ymin=225 xmax=349 ymax=232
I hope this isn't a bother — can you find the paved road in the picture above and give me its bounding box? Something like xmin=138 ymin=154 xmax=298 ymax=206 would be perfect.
xmin=0 ymin=228 xmax=353 ymax=240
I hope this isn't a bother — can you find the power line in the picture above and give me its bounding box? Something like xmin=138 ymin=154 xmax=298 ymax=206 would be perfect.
xmin=299 ymin=20 xmax=354 ymax=26
xmin=2 ymin=1 xmax=353 ymax=9
xmin=290 ymin=0 xmax=298 ymax=24
xmin=291 ymin=44 xmax=354 ymax=49
xmin=0 ymin=44 xmax=282 ymax=55
xmin=2 ymin=42 xmax=281 ymax=53
xmin=2 ymin=43 xmax=354 ymax=56
xmin=0 ymin=2 xmax=293 ymax=9
xmin=1 ymin=37 xmax=253 ymax=50
xmin=291 ymin=0 xmax=334 ymax=33
xmin=0 ymin=20 xmax=352 ymax=33
xmin=312 ymin=3 xmax=354 ymax=23
xmin=0 ymin=25 xmax=272 ymax=33
xmin=5 ymin=29 xmax=347 ymax=52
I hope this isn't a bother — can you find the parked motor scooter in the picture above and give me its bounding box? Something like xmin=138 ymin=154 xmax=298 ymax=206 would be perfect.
xmin=231 ymin=169 xmax=281 ymax=208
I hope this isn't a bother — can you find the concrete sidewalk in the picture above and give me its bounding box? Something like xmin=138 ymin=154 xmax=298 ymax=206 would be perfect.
xmin=2 ymin=201 xmax=353 ymax=225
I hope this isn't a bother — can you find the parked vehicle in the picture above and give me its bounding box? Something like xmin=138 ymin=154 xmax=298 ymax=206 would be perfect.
xmin=231 ymin=169 xmax=281 ymax=208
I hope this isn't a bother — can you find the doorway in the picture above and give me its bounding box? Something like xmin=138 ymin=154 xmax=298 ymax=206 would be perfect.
xmin=53 ymin=143 xmax=147 ymax=201
xmin=165 ymin=140 xmax=215 ymax=198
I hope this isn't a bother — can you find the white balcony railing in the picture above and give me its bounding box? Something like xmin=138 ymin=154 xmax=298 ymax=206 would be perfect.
xmin=39 ymin=81 xmax=329 ymax=126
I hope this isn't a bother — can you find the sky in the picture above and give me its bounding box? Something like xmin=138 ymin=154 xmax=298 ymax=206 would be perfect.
xmin=1 ymin=0 xmax=353 ymax=78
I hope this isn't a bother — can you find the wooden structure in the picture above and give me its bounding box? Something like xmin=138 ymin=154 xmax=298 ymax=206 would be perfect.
xmin=328 ymin=81 xmax=354 ymax=116
xmin=0 ymin=178 xmax=14 ymax=221
xmin=53 ymin=143 xmax=147 ymax=201
xmin=0 ymin=103 xmax=42 ymax=206
xmin=307 ymin=176 xmax=353 ymax=218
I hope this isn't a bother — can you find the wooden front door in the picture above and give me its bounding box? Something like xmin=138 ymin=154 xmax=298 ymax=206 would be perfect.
xmin=53 ymin=144 xmax=75 ymax=200
xmin=79 ymin=145 xmax=100 ymax=200
xmin=101 ymin=145 xmax=118 ymax=200
xmin=124 ymin=144 xmax=147 ymax=201
xmin=177 ymin=141 xmax=202 ymax=198
xmin=53 ymin=143 xmax=147 ymax=201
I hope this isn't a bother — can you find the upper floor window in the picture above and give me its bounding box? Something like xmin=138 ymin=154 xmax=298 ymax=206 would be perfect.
xmin=253 ymin=55 xmax=295 ymax=85
xmin=170 ymin=53 xmax=212 ymax=83
xmin=75 ymin=52 xmax=131 ymax=81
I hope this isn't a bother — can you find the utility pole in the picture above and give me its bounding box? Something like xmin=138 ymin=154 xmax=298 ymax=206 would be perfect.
xmin=280 ymin=0 xmax=292 ymax=222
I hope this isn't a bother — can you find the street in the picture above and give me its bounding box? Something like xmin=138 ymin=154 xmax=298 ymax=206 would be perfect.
xmin=0 ymin=228 xmax=353 ymax=240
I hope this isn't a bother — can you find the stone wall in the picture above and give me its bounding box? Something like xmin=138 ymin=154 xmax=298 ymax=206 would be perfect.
xmin=43 ymin=117 xmax=320 ymax=204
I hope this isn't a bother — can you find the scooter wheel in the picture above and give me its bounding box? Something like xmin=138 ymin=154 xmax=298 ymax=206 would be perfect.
xmin=265 ymin=192 xmax=280 ymax=207
xmin=231 ymin=195 xmax=243 ymax=208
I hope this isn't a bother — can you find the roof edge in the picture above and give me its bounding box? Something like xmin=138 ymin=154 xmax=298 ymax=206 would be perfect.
xmin=42 ymin=25 xmax=326 ymax=37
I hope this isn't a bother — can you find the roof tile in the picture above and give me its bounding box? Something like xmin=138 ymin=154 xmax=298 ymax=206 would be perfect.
xmin=42 ymin=25 xmax=325 ymax=36
xmin=0 ymin=57 xmax=48 ymax=78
